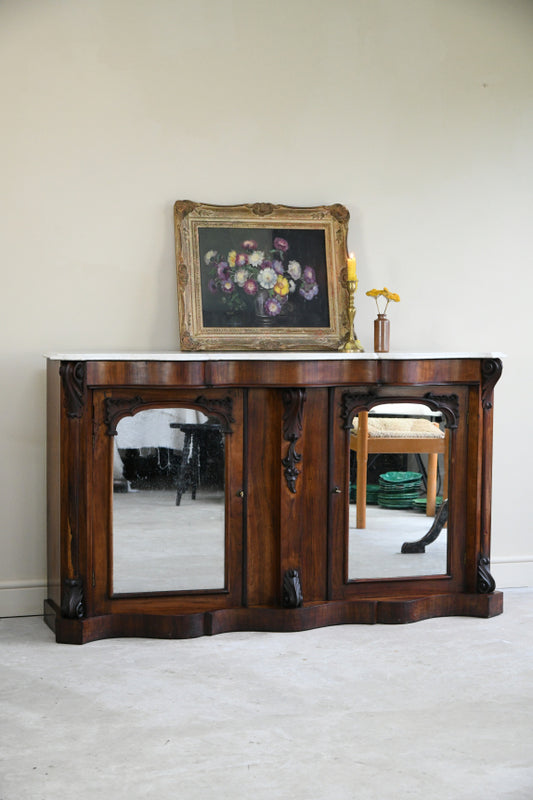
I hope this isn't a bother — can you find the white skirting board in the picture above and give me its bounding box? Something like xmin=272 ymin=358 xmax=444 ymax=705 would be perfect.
xmin=492 ymin=559 xmax=533 ymax=591
xmin=1 ymin=564 xmax=533 ymax=617
xmin=0 ymin=581 xmax=47 ymax=618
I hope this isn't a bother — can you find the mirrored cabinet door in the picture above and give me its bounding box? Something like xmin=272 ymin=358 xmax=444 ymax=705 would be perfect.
xmin=347 ymin=402 xmax=450 ymax=581
xmin=112 ymin=407 xmax=226 ymax=594
xmin=329 ymin=388 xmax=465 ymax=599
xmin=90 ymin=390 xmax=244 ymax=612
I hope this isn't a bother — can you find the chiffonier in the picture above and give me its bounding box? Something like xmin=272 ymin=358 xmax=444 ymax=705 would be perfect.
xmin=45 ymin=352 xmax=503 ymax=643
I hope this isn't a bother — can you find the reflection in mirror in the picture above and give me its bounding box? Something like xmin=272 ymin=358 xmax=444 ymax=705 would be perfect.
xmin=348 ymin=402 xmax=450 ymax=580
xmin=112 ymin=407 xmax=225 ymax=594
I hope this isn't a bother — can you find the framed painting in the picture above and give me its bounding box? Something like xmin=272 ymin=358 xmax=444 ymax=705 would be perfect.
xmin=174 ymin=201 xmax=350 ymax=351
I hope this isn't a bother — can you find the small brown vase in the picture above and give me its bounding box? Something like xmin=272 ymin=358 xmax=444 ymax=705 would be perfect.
xmin=374 ymin=314 xmax=390 ymax=352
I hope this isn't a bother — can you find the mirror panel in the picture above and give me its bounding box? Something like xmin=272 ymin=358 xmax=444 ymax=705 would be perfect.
xmin=348 ymin=402 xmax=449 ymax=580
xmin=112 ymin=407 xmax=225 ymax=594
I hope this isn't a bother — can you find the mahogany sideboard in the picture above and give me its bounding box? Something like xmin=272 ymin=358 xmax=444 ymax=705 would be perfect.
xmin=45 ymin=352 xmax=503 ymax=644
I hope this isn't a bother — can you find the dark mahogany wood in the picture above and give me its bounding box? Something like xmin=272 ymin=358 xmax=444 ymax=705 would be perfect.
xmin=45 ymin=356 xmax=503 ymax=643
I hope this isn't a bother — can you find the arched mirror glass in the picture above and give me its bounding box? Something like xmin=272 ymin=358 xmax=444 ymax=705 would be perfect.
xmin=112 ymin=407 xmax=225 ymax=594
xmin=348 ymin=402 xmax=450 ymax=580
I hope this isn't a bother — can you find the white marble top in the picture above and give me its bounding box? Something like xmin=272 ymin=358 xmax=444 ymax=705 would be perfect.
xmin=45 ymin=351 xmax=504 ymax=361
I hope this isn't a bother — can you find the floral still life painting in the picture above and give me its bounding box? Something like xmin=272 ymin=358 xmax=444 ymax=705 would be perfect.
xmin=200 ymin=228 xmax=328 ymax=329
xmin=174 ymin=201 xmax=350 ymax=351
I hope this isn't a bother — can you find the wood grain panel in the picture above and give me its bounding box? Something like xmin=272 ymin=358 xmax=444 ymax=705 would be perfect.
xmin=245 ymin=389 xmax=282 ymax=606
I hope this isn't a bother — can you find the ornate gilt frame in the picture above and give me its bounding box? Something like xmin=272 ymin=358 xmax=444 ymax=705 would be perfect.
xmin=174 ymin=201 xmax=350 ymax=351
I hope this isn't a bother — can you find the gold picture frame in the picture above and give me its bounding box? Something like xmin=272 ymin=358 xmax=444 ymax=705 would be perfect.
xmin=174 ymin=201 xmax=350 ymax=351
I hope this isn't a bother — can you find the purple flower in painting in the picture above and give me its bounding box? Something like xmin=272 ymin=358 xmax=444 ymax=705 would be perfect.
xmin=272 ymin=259 xmax=284 ymax=274
xmin=221 ymin=279 xmax=234 ymax=293
xmin=264 ymin=297 xmax=282 ymax=316
xmin=208 ymin=278 xmax=218 ymax=294
xmin=242 ymin=240 xmax=258 ymax=251
xmin=235 ymin=253 xmax=248 ymax=267
xmin=299 ymin=282 xmax=319 ymax=301
xmin=273 ymin=237 xmax=289 ymax=252
xmin=243 ymin=279 xmax=258 ymax=295
xmin=217 ymin=261 xmax=229 ymax=279
xmin=303 ymin=266 xmax=316 ymax=283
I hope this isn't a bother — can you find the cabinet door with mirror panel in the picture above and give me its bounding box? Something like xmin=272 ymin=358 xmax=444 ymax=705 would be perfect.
xmin=330 ymin=388 xmax=463 ymax=597
xmin=90 ymin=390 xmax=244 ymax=614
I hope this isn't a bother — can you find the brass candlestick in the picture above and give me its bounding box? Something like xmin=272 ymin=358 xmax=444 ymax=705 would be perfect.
xmin=341 ymin=279 xmax=364 ymax=352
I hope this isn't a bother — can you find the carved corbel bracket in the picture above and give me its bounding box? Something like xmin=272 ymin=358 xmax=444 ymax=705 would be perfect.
xmin=477 ymin=555 xmax=496 ymax=594
xmin=282 ymin=569 xmax=303 ymax=608
xmin=194 ymin=395 xmax=235 ymax=433
xmin=481 ymin=358 xmax=503 ymax=410
xmin=104 ymin=396 xmax=144 ymax=436
xmin=281 ymin=389 xmax=306 ymax=493
xmin=61 ymin=577 xmax=85 ymax=619
xmin=60 ymin=362 xmax=87 ymax=418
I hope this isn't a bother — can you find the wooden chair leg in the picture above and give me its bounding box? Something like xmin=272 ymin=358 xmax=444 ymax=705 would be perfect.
xmin=356 ymin=411 xmax=368 ymax=529
xmin=426 ymin=452 xmax=438 ymax=516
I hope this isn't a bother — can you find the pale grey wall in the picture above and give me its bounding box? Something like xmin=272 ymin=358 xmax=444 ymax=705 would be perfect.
xmin=1 ymin=0 xmax=532 ymax=614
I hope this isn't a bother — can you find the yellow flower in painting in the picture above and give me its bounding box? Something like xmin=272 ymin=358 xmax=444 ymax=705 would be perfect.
xmin=274 ymin=275 xmax=290 ymax=297
xmin=366 ymin=287 xmax=400 ymax=314
xmin=228 ymin=250 xmax=237 ymax=268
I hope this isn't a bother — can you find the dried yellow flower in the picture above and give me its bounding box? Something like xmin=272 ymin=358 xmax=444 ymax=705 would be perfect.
xmin=366 ymin=287 xmax=401 ymax=314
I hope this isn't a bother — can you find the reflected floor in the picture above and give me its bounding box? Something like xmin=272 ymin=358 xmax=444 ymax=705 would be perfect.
xmin=113 ymin=488 xmax=225 ymax=594
xmin=113 ymin=491 xmax=447 ymax=593
xmin=349 ymin=505 xmax=447 ymax=579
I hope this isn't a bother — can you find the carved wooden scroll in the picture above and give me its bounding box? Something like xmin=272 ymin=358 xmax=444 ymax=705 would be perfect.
xmin=62 ymin=577 xmax=85 ymax=619
xmin=104 ymin=396 xmax=144 ymax=436
xmin=478 ymin=357 xmax=503 ymax=592
xmin=341 ymin=390 xmax=379 ymax=428
xmin=193 ymin=395 xmax=235 ymax=433
xmin=281 ymin=389 xmax=306 ymax=493
xmin=341 ymin=390 xmax=459 ymax=429
xmin=104 ymin=395 xmax=235 ymax=436
xmin=481 ymin=358 xmax=503 ymax=411
xmin=477 ymin=555 xmax=496 ymax=594
xmin=282 ymin=569 xmax=303 ymax=608
xmin=60 ymin=362 xmax=87 ymax=418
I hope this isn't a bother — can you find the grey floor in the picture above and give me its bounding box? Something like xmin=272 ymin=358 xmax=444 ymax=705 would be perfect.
xmin=1 ymin=589 xmax=532 ymax=800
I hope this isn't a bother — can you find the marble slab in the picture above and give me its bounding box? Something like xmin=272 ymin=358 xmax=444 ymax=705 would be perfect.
xmin=45 ymin=351 xmax=505 ymax=362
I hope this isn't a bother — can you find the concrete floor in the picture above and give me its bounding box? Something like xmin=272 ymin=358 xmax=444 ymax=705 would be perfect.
xmin=1 ymin=589 xmax=532 ymax=800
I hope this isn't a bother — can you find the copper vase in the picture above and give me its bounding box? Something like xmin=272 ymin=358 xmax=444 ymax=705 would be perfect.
xmin=374 ymin=314 xmax=390 ymax=352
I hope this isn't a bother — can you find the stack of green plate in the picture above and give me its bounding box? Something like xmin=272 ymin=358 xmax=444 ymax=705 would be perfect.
xmin=377 ymin=471 xmax=423 ymax=509
xmin=349 ymin=483 xmax=381 ymax=504
xmin=366 ymin=484 xmax=380 ymax=505
xmin=412 ymin=496 xmax=444 ymax=513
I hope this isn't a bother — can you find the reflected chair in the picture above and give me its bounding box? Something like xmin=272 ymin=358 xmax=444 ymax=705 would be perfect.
xmin=350 ymin=411 xmax=448 ymax=529
xmin=170 ymin=422 xmax=223 ymax=505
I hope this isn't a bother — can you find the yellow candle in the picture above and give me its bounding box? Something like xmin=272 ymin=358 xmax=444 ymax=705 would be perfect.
xmin=347 ymin=252 xmax=357 ymax=281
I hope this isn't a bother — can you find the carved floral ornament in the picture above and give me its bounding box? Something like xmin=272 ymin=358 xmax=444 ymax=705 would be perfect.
xmin=103 ymin=394 xmax=236 ymax=437
xmin=341 ymin=391 xmax=460 ymax=430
